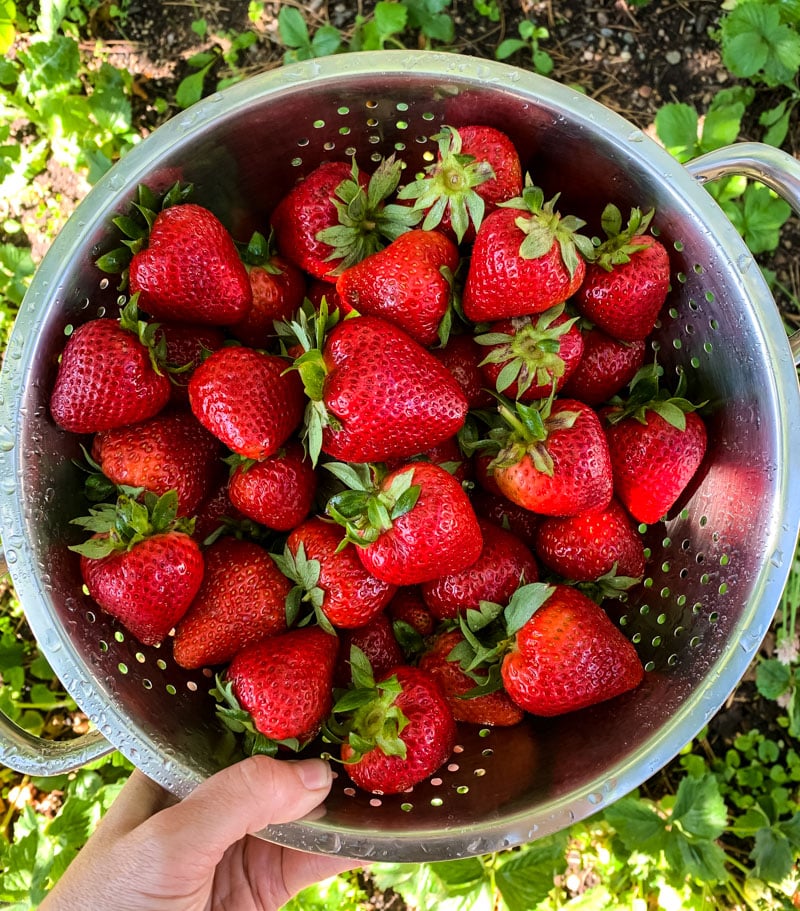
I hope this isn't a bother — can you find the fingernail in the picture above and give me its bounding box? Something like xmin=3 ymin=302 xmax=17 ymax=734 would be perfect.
xmin=294 ymin=759 xmax=332 ymax=791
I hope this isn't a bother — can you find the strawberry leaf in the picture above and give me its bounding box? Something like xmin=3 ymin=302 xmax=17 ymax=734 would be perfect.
xmin=504 ymin=582 xmax=554 ymax=636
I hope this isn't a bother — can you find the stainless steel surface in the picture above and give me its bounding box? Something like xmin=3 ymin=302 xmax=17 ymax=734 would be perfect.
xmin=0 ymin=51 xmax=799 ymax=862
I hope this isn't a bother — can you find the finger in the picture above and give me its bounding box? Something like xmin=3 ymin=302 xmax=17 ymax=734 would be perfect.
xmin=280 ymin=848 xmax=362 ymax=901
xmin=92 ymin=770 xmax=175 ymax=840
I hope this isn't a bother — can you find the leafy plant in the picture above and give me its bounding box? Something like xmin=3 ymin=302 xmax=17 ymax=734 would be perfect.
xmin=349 ymin=1 xmax=409 ymax=52
xmin=277 ymin=5 xmax=342 ymax=64
xmin=495 ymin=19 xmax=554 ymax=76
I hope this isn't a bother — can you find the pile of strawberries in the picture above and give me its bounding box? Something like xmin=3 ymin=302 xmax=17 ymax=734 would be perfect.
xmin=48 ymin=124 xmax=708 ymax=796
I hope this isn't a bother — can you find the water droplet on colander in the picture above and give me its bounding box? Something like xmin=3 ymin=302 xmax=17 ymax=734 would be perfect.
xmin=1 ymin=477 xmax=15 ymax=495
xmin=587 ymin=791 xmax=604 ymax=805
xmin=4 ymin=548 xmax=16 ymax=564
xmin=0 ymin=426 xmax=16 ymax=451
xmin=627 ymin=129 xmax=644 ymax=142
xmin=736 ymin=252 xmax=752 ymax=272
xmin=41 ymin=628 xmax=63 ymax=652
xmin=770 ymin=549 xmax=784 ymax=568
xmin=106 ymin=174 xmax=125 ymax=191
xmin=206 ymin=92 xmax=224 ymax=104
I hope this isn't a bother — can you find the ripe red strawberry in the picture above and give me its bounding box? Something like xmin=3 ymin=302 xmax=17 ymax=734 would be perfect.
xmin=50 ymin=304 xmax=171 ymax=434
xmin=227 ymin=440 xmax=317 ymax=532
xmin=154 ymin=321 xmax=226 ymax=404
xmin=274 ymin=516 xmax=397 ymax=631
xmin=290 ymin=309 xmax=468 ymax=464
xmin=470 ymin=489 xmax=541 ymax=550
xmin=475 ymin=304 xmax=584 ymax=401
xmin=421 ymin=518 xmax=538 ymax=620
xmin=431 ymin=333 xmax=495 ymax=409
xmin=271 ymin=157 xmax=419 ymax=281
xmin=326 ymin=461 xmax=483 ymax=586
xmin=534 ymin=498 xmax=646 ymax=582
xmin=462 ymin=185 xmax=593 ymax=322
xmin=602 ymin=368 xmax=708 ymax=524
xmin=173 ymin=537 xmax=291 ymax=669
xmin=334 ymin=613 xmax=405 ymax=688
xmin=92 ymin=409 xmax=222 ymax=517
xmin=574 ymin=205 xmax=670 ymax=341
xmin=228 ymin=231 xmax=306 ymax=348
xmin=217 ymin=626 xmax=339 ymax=752
xmin=335 ymin=229 xmax=459 ymax=346
xmin=561 ymin=325 xmax=646 ymax=406
xmin=397 ymin=124 xmax=523 ymax=244
xmin=385 ymin=435 xmax=472 ymax=487
xmin=191 ymin=477 xmax=248 ymax=544
xmin=501 ymin=583 xmax=644 ymax=716
xmin=306 ymin=278 xmax=351 ymax=315
xmin=70 ymin=490 xmax=204 ymax=646
xmin=386 ymin=587 xmax=436 ymax=638
xmin=129 ymin=203 xmax=252 ymax=325
xmin=334 ymin=656 xmax=457 ymax=794
xmin=489 ymin=397 xmax=613 ymax=516
xmin=419 ymin=629 xmax=524 ymax=727
xmin=188 ymin=346 xmax=305 ymax=460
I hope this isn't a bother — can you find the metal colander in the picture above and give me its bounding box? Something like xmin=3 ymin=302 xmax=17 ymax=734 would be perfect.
xmin=2 ymin=51 xmax=800 ymax=863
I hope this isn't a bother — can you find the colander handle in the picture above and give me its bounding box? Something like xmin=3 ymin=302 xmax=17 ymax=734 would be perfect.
xmin=684 ymin=142 xmax=800 ymax=366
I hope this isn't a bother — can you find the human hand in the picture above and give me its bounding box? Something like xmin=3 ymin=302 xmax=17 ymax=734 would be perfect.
xmin=40 ymin=755 xmax=359 ymax=911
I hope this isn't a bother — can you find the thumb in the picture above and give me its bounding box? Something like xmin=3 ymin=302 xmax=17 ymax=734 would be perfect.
xmin=148 ymin=755 xmax=333 ymax=863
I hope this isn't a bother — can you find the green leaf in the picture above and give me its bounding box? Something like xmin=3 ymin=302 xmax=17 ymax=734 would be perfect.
xmin=37 ymin=0 xmax=70 ymax=40
xmin=0 ymin=0 xmax=15 ymax=55
xmin=311 ymin=25 xmax=342 ymax=57
xmin=604 ymin=796 xmax=666 ymax=853
xmin=504 ymin=582 xmax=553 ymax=635
xmin=175 ymin=58 xmax=215 ymax=109
xmin=664 ymin=835 xmax=729 ymax=884
xmin=655 ymin=103 xmax=699 ymax=163
xmin=495 ymin=37 xmax=527 ymax=59
xmin=750 ymin=825 xmax=795 ymax=883
xmin=671 ymin=773 xmax=727 ymax=840
xmin=496 ymin=835 xmax=569 ymax=911
xmin=374 ymin=0 xmax=408 ymax=38
xmin=756 ymin=657 xmax=792 ymax=700
xmin=277 ymin=5 xmax=311 ymax=49
xmin=737 ymin=182 xmax=792 ymax=254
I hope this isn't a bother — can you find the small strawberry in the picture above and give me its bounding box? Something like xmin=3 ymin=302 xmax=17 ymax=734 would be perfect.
xmin=306 ymin=278 xmax=351 ymax=316
xmin=475 ymin=303 xmax=584 ymax=401
xmin=431 ymin=333 xmax=495 ymax=409
xmin=386 ymin=586 xmax=436 ymax=639
xmin=396 ymin=124 xmax=523 ymax=244
xmin=335 ymin=229 xmax=459 ymax=346
xmin=227 ymin=440 xmax=317 ymax=532
xmin=70 ymin=490 xmax=204 ymax=646
xmin=421 ymin=518 xmax=538 ymax=620
xmin=215 ymin=625 xmax=339 ymax=754
xmin=50 ymin=299 xmax=171 ymax=434
xmin=326 ymin=461 xmax=483 ymax=586
xmin=274 ymin=516 xmax=396 ymax=631
xmin=188 ymin=346 xmax=305 ymax=460
xmin=334 ymin=613 xmax=405 ymax=688
xmin=469 ymin=488 xmax=541 ymax=550
xmin=574 ymin=205 xmax=670 ymax=342
xmin=155 ymin=321 xmax=226 ymax=404
xmin=173 ymin=537 xmax=291 ymax=669
xmin=271 ymin=157 xmax=420 ymax=281
xmin=91 ymin=409 xmax=222 ymax=517
xmin=560 ymin=325 xmax=646 ymax=406
xmin=331 ymin=651 xmax=457 ymax=794
xmin=385 ymin=435 xmax=472 ymax=487
xmin=462 ymin=184 xmax=594 ymax=322
xmin=602 ymin=365 xmax=708 ymax=524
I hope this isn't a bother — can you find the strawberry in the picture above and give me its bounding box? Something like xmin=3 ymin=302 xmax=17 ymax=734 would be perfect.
xmin=228 ymin=231 xmax=306 ymax=348
xmin=274 ymin=516 xmax=397 ymax=631
xmin=421 ymin=518 xmax=538 ymax=620
xmin=560 ymin=325 xmax=646 ymax=406
xmin=188 ymin=346 xmax=305 ymax=460
xmin=431 ymin=333 xmax=495 ymax=409
xmin=397 ymin=124 xmax=523 ymax=244
xmin=333 ymin=653 xmax=457 ymax=794
xmin=216 ymin=625 xmax=338 ymax=753
xmin=288 ymin=307 xmax=468 ymax=464
xmin=419 ymin=629 xmax=524 ymax=727
xmin=271 ymin=157 xmax=419 ymax=281
xmin=475 ymin=304 xmax=584 ymax=401
xmin=191 ymin=477 xmax=248 ymax=544
xmin=50 ymin=301 xmax=171 ymax=434
xmin=91 ymin=409 xmax=222 ymax=517
xmin=70 ymin=490 xmax=204 ymax=646
xmin=488 ymin=396 xmax=613 ymax=516
xmin=335 ymin=229 xmax=459 ymax=346
xmin=306 ymin=278 xmax=350 ymax=316
xmin=386 ymin=587 xmax=436 ymax=639
xmin=334 ymin=613 xmax=405 ymax=687
xmin=129 ymin=203 xmax=252 ymax=325
xmin=326 ymin=461 xmax=483 ymax=586
xmin=469 ymin=488 xmax=541 ymax=550
xmin=602 ymin=366 xmax=708 ymax=524
xmin=574 ymin=205 xmax=670 ymax=341
xmin=534 ymin=498 xmax=646 ymax=583
xmin=462 ymin=184 xmax=593 ymax=322
xmin=227 ymin=440 xmax=317 ymax=532
xmin=154 ymin=321 xmax=226 ymax=404
xmin=385 ymin=435 xmax=473 ymax=487
xmin=500 ymin=583 xmax=644 ymax=716
xmin=173 ymin=537 xmax=291 ymax=669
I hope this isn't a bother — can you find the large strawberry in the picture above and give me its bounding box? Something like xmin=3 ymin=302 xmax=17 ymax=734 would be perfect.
xmin=561 ymin=325 xmax=646 ymax=406
xmin=129 ymin=203 xmax=253 ymax=325
xmin=335 ymin=229 xmax=459 ymax=346
xmin=462 ymin=184 xmax=594 ymax=322
xmin=188 ymin=346 xmax=305 ymax=460
xmin=288 ymin=307 xmax=468 ymax=464
xmin=70 ymin=490 xmax=204 ymax=646
xmin=332 ymin=652 xmax=457 ymax=794
xmin=602 ymin=365 xmax=708 ymax=524
xmin=271 ymin=157 xmax=419 ymax=281
xmin=91 ymin=409 xmax=222 ymax=517
xmin=396 ymin=124 xmax=523 ymax=244
xmin=215 ymin=625 xmax=339 ymax=754
xmin=326 ymin=461 xmax=483 ymax=586
xmin=574 ymin=204 xmax=670 ymax=342
xmin=50 ymin=300 xmax=171 ymax=434
xmin=273 ymin=516 xmax=396 ymax=631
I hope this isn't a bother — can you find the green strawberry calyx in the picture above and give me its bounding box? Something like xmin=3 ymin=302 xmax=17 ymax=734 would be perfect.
xmin=68 ymin=488 xmax=195 ymax=560
xmin=474 ymin=303 xmax=579 ymax=397
xmin=237 ymin=228 xmax=284 ymax=276
xmin=315 ymin=155 xmax=422 ymax=275
xmin=324 ymin=462 xmax=421 ymax=547
xmin=271 ymin=540 xmax=337 ymax=635
xmin=500 ymin=182 xmax=594 ymax=278
xmin=604 ymin=361 xmax=706 ymax=432
xmin=575 ymin=564 xmax=644 ymax=603
xmin=590 ymin=203 xmax=655 ymax=272
xmin=396 ymin=125 xmax=495 ymax=244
